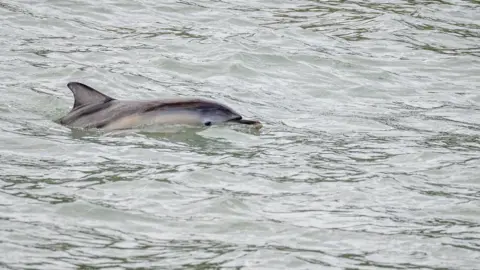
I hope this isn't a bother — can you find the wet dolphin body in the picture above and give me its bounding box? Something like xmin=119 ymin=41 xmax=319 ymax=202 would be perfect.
xmin=58 ymin=82 xmax=261 ymax=131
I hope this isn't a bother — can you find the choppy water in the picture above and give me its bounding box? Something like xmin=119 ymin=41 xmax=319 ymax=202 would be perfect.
xmin=1 ymin=0 xmax=480 ymax=269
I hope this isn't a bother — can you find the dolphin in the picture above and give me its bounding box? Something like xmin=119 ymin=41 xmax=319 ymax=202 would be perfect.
xmin=57 ymin=82 xmax=261 ymax=131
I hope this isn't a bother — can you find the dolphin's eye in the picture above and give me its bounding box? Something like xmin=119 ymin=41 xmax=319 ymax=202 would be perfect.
xmin=204 ymin=121 xmax=212 ymax=126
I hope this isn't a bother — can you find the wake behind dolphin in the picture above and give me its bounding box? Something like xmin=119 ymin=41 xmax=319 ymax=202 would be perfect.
xmin=58 ymin=82 xmax=261 ymax=131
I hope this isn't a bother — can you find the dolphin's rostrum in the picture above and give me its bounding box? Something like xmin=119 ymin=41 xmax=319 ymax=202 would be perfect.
xmin=58 ymin=82 xmax=261 ymax=131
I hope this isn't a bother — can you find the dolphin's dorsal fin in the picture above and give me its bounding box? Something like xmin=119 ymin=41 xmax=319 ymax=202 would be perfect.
xmin=67 ymin=82 xmax=115 ymax=110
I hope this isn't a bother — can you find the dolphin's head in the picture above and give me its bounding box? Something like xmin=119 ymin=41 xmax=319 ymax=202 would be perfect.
xmin=194 ymin=100 xmax=261 ymax=127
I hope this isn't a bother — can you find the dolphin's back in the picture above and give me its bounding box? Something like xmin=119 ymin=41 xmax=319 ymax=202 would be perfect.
xmin=59 ymin=100 xmax=148 ymax=129
xmin=59 ymin=98 xmax=229 ymax=130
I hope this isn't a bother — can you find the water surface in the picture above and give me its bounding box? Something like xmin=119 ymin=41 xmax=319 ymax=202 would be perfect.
xmin=1 ymin=0 xmax=480 ymax=269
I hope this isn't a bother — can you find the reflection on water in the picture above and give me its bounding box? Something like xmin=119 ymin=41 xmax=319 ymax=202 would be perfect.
xmin=1 ymin=0 xmax=480 ymax=269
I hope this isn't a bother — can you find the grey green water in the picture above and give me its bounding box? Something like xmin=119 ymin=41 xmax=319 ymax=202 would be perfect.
xmin=1 ymin=0 xmax=480 ymax=269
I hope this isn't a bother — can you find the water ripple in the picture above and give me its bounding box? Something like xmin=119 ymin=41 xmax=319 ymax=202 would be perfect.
xmin=1 ymin=0 xmax=480 ymax=269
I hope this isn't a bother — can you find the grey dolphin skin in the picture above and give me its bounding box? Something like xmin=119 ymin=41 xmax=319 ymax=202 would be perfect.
xmin=58 ymin=82 xmax=261 ymax=131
